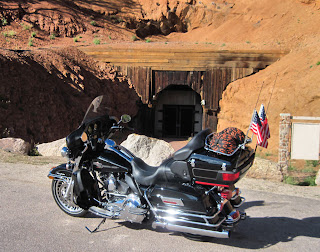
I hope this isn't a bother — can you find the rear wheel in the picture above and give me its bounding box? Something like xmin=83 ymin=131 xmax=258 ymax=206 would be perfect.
xmin=181 ymin=232 xmax=214 ymax=242
xmin=52 ymin=175 xmax=87 ymax=217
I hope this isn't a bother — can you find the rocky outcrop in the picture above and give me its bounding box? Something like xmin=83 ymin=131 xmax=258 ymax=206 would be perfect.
xmin=121 ymin=134 xmax=175 ymax=166
xmin=0 ymin=47 xmax=140 ymax=144
xmin=0 ymin=137 xmax=31 ymax=154
xmin=36 ymin=138 xmax=66 ymax=157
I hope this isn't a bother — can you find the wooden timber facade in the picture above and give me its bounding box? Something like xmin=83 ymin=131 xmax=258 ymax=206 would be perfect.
xmin=80 ymin=46 xmax=287 ymax=136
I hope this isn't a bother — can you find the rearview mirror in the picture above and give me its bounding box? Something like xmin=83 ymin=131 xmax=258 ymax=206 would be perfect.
xmin=121 ymin=114 xmax=131 ymax=124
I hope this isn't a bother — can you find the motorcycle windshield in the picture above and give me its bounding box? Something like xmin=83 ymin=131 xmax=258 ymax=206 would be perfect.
xmin=81 ymin=95 xmax=110 ymax=125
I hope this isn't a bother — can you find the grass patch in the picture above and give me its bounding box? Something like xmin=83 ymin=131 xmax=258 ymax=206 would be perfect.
xmin=145 ymin=38 xmax=151 ymax=43
xmin=90 ymin=20 xmax=97 ymax=26
xmin=288 ymin=165 xmax=297 ymax=172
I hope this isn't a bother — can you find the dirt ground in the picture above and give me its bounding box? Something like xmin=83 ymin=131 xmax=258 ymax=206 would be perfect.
xmin=0 ymin=0 xmax=319 ymax=165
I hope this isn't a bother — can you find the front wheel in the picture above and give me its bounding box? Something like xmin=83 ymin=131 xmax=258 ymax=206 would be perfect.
xmin=51 ymin=175 xmax=87 ymax=217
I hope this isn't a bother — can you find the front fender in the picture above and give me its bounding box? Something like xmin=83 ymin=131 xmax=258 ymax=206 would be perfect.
xmin=48 ymin=164 xmax=72 ymax=180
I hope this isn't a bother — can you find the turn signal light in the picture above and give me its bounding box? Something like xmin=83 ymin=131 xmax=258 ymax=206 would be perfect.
xmin=222 ymin=172 xmax=240 ymax=181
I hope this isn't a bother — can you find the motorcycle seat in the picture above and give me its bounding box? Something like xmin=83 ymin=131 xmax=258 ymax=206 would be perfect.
xmin=131 ymin=157 xmax=172 ymax=186
xmin=173 ymin=128 xmax=212 ymax=161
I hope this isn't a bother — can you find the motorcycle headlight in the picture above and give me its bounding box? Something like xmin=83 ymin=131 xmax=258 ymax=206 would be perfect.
xmin=61 ymin=147 xmax=69 ymax=158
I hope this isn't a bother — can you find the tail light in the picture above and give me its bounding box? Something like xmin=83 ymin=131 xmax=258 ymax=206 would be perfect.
xmin=222 ymin=172 xmax=240 ymax=181
xmin=221 ymin=189 xmax=232 ymax=200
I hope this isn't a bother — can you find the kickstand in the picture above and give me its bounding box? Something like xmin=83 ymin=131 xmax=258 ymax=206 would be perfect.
xmin=85 ymin=218 xmax=106 ymax=233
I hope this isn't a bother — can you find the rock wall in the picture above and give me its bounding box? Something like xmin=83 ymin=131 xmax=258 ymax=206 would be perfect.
xmin=0 ymin=47 xmax=140 ymax=145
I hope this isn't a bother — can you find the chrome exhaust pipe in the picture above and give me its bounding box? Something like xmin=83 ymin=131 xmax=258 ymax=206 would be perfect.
xmin=152 ymin=221 xmax=230 ymax=239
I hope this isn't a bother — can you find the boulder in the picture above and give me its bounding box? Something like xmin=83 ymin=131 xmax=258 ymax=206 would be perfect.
xmin=121 ymin=134 xmax=175 ymax=166
xmin=36 ymin=138 xmax=66 ymax=156
xmin=0 ymin=138 xmax=31 ymax=155
xmin=316 ymin=169 xmax=320 ymax=186
xmin=246 ymin=157 xmax=283 ymax=182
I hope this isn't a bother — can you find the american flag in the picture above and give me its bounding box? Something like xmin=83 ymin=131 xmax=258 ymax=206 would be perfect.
xmin=258 ymin=104 xmax=270 ymax=148
xmin=250 ymin=109 xmax=264 ymax=145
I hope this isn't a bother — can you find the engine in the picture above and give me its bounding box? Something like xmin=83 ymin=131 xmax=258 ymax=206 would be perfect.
xmin=89 ymin=173 xmax=147 ymax=223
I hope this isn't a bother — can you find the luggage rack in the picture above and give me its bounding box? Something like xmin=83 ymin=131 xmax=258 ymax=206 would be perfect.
xmin=204 ymin=133 xmax=251 ymax=157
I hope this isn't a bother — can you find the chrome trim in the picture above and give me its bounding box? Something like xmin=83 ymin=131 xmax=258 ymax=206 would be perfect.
xmin=157 ymin=215 xmax=226 ymax=228
xmin=225 ymin=211 xmax=241 ymax=225
xmin=152 ymin=221 xmax=230 ymax=239
xmin=48 ymin=172 xmax=69 ymax=183
xmin=233 ymin=196 xmax=246 ymax=208
xmin=160 ymin=196 xmax=184 ymax=206
xmin=153 ymin=208 xmax=221 ymax=222
xmin=61 ymin=147 xmax=69 ymax=158
xmin=106 ymin=145 xmax=133 ymax=162
xmin=231 ymin=189 xmax=242 ymax=200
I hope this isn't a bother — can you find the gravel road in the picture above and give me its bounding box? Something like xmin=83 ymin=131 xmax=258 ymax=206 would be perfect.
xmin=0 ymin=154 xmax=320 ymax=252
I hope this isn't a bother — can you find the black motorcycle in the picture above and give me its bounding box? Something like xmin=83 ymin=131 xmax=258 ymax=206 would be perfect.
xmin=48 ymin=95 xmax=255 ymax=239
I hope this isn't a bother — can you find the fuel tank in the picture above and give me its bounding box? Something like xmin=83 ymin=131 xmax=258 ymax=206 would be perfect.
xmin=93 ymin=149 xmax=131 ymax=173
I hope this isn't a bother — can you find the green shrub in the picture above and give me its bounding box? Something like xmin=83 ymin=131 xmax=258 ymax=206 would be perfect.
xmin=131 ymin=35 xmax=138 ymax=41
xmin=31 ymin=31 xmax=36 ymax=38
xmin=49 ymin=34 xmax=56 ymax=40
xmin=2 ymin=18 xmax=8 ymax=26
xmin=93 ymin=38 xmax=100 ymax=45
xmin=73 ymin=37 xmax=79 ymax=42
xmin=29 ymin=147 xmax=41 ymax=156
xmin=145 ymin=38 xmax=151 ymax=43
xmin=301 ymin=176 xmax=316 ymax=186
xmin=2 ymin=32 xmax=8 ymax=37
xmin=283 ymin=176 xmax=297 ymax=185
xmin=221 ymin=43 xmax=226 ymax=47
xmin=28 ymin=38 xmax=33 ymax=47
xmin=8 ymin=30 xmax=16 ymax=37
xmin=90 ymin=20 xmax=97 ymax=26
xmin=316 ymin=61 xmax=320 ymax=66
xmin=21 ymin=23 xmax=32 ymax=30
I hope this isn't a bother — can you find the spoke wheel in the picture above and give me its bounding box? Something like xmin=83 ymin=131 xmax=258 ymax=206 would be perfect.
xmin=52 ymin=175 xmax=87 ymax=217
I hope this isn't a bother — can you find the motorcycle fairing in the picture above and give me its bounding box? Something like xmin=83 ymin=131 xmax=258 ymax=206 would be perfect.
xmin=73 ymin=169 xmax=99 ymax=210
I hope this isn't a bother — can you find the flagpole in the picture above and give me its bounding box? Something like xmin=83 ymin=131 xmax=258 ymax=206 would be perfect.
xmin=243 ymin=81 xmax=264 ymax=144
xmin=266 ymin=74 xmax=278 ymax=113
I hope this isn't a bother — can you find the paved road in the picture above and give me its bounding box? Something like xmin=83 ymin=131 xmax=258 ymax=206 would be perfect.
xmin=1 ymin=161 xmax=320 ymax=252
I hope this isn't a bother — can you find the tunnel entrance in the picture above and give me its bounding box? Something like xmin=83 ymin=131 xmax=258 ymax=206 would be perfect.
xmin=163 ymin=105 xmax=194 ymax=137
xmin=81 ymin=46 xmax=288 ymax=137
xmin=154 ymin=85 xmax=202 ymax=138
